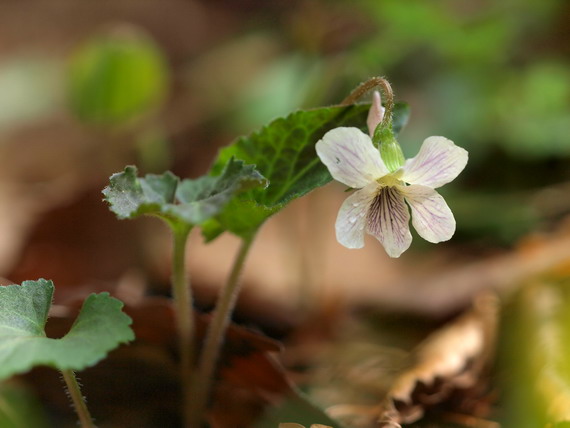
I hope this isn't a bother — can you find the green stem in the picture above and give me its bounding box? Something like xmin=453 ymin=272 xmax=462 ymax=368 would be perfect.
xmin=171 ymin=225 xmax=195 ymax=427
xmin=188 ymin=236 xmax=255 ymax=427
xmin=61 ymin=370 xmax=95 ymax=428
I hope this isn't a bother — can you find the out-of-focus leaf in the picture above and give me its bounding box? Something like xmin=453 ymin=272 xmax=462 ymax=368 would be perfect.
xmin=68 ymin=25 xmax=168 ymax=126
xmin=450 ymin=190 xmax=538 ymax=245
xmin=103 ymin=158 xmax=266 ymax=228
xmin=204 ymin=102 xmax=409 ymax=241
xmin=0 ymin=383 xmax=49 ymax=428
xmin=0 ymin=279 xmax=134 ymax=379
xmin=495 ymin=63 xmax=570 ymax=158
xmin=502 ymin=279 xmax=570 ymax=426
xmin=235 ymin=55 xmax=325 ymax=130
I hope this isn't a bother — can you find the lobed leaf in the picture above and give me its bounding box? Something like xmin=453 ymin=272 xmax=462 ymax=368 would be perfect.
xmin=103 ymin=158 xmax=267 ymax=228
xmin=204 ymin=102 xmax=410 ymax=240
xmin=0 ymin=279 xmax=134 ymax=380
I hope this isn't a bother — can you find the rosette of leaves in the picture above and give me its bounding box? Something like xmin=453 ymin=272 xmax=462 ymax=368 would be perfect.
xmin=203 ymin=102 xmax=410 ymax=241
xmin=102 ymin=157 xmax=267 ymax=232
xmin=0 ymin=279 xmax=134 ymax=380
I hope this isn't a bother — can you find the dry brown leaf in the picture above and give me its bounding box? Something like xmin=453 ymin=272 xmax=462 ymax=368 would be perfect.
xmin=377 ymin=293 xmax=499 ymax=427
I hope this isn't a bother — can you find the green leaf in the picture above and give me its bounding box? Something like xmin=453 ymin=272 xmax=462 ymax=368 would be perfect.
xmin=102 ymin=165 xmax=178 ymax=220
xmin=103 ymin=158 xmax=267 ymax=228
xmin=0 ymin=279 xmax=134 ymax=380
xmin=68 ymin=25 xmax=168 ymax=126
xmin=204 ymin=102 xmax=409 ymax=240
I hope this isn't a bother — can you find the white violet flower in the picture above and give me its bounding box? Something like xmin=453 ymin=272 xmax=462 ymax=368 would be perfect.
xmin=316 ymin=100 xmax=468 ymax=258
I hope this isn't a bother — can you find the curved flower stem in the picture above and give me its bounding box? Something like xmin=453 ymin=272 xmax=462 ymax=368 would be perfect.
xmin=340 ymin=76 xmax=394 ymax=124
xmin=61 ymin=370 xmax=95 ymax=428
xmin=188 ymin=236 xmax=255 ymax=427
xmin=170 ymin=225 xmax=195 ymax=427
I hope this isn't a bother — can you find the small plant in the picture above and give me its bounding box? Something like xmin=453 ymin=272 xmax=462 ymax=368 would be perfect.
xmin=102 ymin=76 xmax=458 ymax=427
xmin=0 ymin=77 xmax=467 ymax=427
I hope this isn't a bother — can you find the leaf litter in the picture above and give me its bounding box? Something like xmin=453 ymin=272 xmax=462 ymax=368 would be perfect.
xmin=6 ymin=147 xmax=570 ymax=427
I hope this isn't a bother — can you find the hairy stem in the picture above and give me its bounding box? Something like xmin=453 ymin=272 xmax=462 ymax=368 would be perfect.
xmin=188 ymin=236 xmax=255 ymax=427
xmin=171 ymin=225 xmax=195 ymax=427
xmin=61 ymin=370 xmax=95 ymax=428
xmin=340 ymin=76 xmax=394 ymax=124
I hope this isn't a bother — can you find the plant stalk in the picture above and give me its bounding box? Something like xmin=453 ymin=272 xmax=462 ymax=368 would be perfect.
xmin=171 ymin=225 xmax=195 ymax=427
xmin=188 ymin=236 xmax=255 ymax=427
xmin=61 ymin=370 xmax=95 ymax=428
xmin=340 ymin=76 xmax=394 ymax=123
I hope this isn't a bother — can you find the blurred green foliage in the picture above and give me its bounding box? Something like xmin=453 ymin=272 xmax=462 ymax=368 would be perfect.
xmin=1 ymin=0 xmax=567 ymax=246
xmin=183 ymin=0 xmax=569 ymax=245
xmin=346 ymin=0 xmax=569 ymax=159
xmin=499 ymin=278 xmax=570 ymax=426
xmin=0 ymin=383 xmax=49 ymax=428
xmin=334 ymin=0 xmax=570 ymax=244
xmin=68 ymin=25 xmax=168 ymax=127
xmin=213 ymin=0 xmax=569 ymax=160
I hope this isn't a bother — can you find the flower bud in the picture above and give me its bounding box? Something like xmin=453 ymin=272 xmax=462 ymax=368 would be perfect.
xmin=367 ymin=91 xmax=385 ymax=137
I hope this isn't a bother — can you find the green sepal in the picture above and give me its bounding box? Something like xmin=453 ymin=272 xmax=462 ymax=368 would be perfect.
xmin=373 ymin=120 xmax=405 ymax=172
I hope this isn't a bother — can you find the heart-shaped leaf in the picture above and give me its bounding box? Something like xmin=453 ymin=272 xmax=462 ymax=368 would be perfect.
xmin=0 ymin=279 xmax=134 ymax=380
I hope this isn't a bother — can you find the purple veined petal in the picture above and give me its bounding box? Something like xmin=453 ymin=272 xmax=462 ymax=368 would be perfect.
xmin=367 ymin=90 xmax=385 ymax=137
xmin=316 ymin=127 xmax=389 ymax=189
xmin=399 ymin=184 xmax=456 ymax=243
xmin=401 ymin=136 xmax=468 ymax=188
xmin=335 ymin=183 xmax=378 ymax=249
xmin=366 ymin=186 xmax=412 ymax=258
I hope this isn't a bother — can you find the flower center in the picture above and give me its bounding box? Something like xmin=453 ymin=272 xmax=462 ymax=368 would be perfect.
xmin=376 ymin=170 xmax=404 ymax=188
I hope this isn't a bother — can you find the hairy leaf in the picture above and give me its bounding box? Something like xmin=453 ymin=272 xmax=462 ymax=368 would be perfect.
xmin=0 ymin=279 xmax=134 ymax=380
xmin=103 ymin=158 xmax=267 ymax=227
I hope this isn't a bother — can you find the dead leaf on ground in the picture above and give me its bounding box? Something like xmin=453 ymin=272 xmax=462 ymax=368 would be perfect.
xmin=319 ymin=293 xmax=500 ymax=428
xmin=376 ymin=293 xmax=500 ymax=427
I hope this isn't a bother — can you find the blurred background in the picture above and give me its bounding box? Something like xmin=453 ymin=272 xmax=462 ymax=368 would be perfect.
xmin=1 ymin=0 xmax=568 ymax=307
xmin=0 ymin=0 xmax=569 ymax=426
